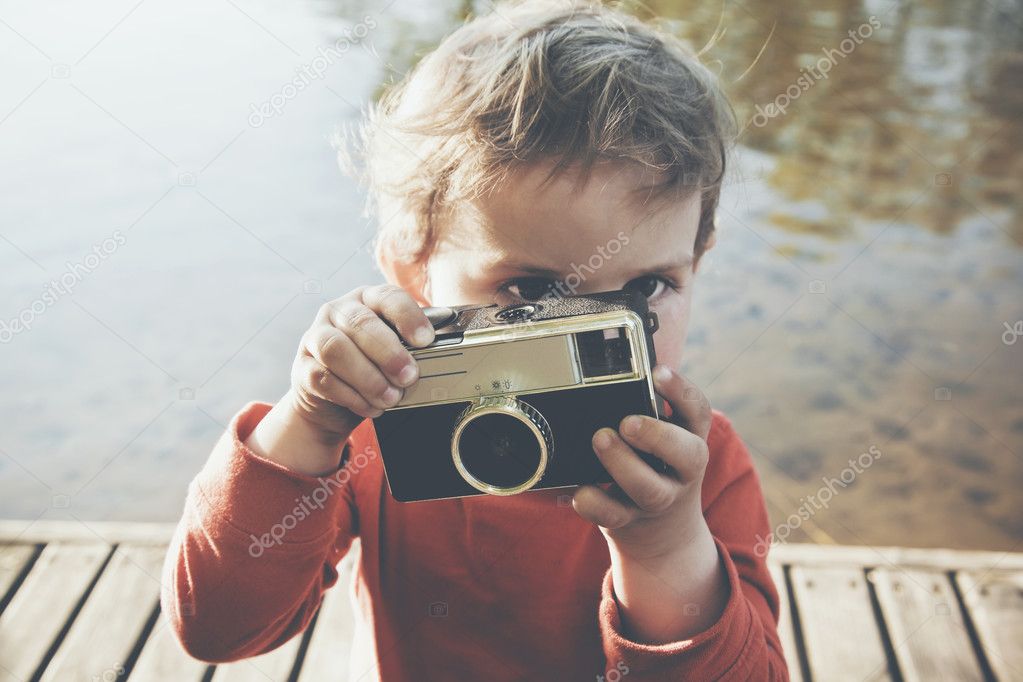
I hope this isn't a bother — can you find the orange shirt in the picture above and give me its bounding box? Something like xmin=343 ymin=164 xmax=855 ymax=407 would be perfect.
xmin=162 ymin=402 xmax=788 ymax=680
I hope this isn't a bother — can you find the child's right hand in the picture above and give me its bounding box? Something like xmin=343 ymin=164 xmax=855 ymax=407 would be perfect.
xmin=287 ymin=284 xmax=436 ymax=438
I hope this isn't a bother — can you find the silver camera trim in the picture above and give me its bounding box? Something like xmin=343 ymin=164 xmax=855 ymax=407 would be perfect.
xmin=393 ymin=309 xmax=656 ymax=410
xmin=450 ymin=395 xmax=552 ymax=496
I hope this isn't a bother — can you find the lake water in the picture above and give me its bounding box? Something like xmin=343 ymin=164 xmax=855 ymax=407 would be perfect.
xmin=1 ymin=0 xmax=1020 ymax=551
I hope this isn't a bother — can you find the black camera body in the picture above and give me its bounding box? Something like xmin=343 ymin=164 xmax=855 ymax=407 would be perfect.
xmin=372 ymin=289 xmax=664 ymax=502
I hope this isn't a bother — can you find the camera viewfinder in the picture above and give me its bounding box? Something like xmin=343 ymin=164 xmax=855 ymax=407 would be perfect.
xmin=575 ymin=327 xmax=634 ymax=378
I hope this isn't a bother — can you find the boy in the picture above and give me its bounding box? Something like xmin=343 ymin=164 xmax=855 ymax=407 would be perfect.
xmin=162 ymin=2 xmax=788 ymax=679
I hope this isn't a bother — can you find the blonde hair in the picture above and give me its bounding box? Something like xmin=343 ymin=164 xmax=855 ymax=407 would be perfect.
xmin=352 ymin=0 xmax=736 ymax=276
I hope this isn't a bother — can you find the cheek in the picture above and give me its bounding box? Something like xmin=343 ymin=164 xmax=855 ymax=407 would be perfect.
xmin=650 ymin=293 xmax=691 ymax=372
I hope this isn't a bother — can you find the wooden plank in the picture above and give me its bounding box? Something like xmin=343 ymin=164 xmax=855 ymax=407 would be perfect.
xmin=872 ymin=567 xmax=984 ymax=681
xmin=2 ymin=521 xmax=1023 ymax=682
xmin=0 ymin=543 xmax=37 ymax=606
xmin=767 ymin=564 xmax=803 ymax=682
xmin=790 ymin=565 xmax=892 ymax=681
xmin=0 ymin=520 xmax=175 ymax=545
xmin=4 ymin=522 xmax=1023 ymax=570
xmin=956 ymin=569 xmax=1023 ymax=681
xmin=773 ymin=543 xmax=1023 ymax=571
xmin=212 ymin=635 xmax=302 ymax=682
xmin=39 ymin=545 xmax=166 ymax=681
xmin=0 ymin=542 xmax=111 ymax=682
xmin=297 ymin=552 xmax=358 ymax=682
xmin=129 ymin=611 xmax=209 ymax=682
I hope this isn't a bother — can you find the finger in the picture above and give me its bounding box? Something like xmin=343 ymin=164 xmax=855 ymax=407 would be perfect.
xmin=591 ymin=428 xmax=678 ymax=514
xmin=618 ymin=414 xmax=708 ymax=483
xmin=320 ymin=300 xmax=419 ymax=388
xmin=293 ymin=353 xmax=383 ymax=419
xmin=302 ymin=327 xmax=402 ymax=410
xmin=571 ymin=484 xmax=641 ymax=530
xmin=358 ymin=284 xmax=435 ymax=348
xmin=652 ymin=365 xmax=712 ymax=441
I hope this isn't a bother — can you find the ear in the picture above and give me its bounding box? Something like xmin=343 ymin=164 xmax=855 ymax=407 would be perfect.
xmin=693 ymin=230 xmax=717 ymax=274
xmin=375 ymin=238 xmax=431 ymax=306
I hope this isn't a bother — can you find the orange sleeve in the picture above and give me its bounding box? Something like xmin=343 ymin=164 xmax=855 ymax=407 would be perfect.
xmin=596 ymin=411 xmax=789 ymax=680
xmin=160 ymin=402 xmax=359 ymax=662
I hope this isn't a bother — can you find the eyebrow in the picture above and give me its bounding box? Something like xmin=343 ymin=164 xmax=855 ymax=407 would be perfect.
xmin=498 ymin=257 xmax=694 ymax=278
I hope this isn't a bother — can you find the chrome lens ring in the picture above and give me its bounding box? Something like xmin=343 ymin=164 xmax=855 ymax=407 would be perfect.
xmin=451 ymin=396 xmax=552 ymax=495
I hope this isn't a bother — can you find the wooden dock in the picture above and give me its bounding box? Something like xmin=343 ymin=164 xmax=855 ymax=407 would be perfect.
xmin=1 ymin=521 xmax=1020 ymax=681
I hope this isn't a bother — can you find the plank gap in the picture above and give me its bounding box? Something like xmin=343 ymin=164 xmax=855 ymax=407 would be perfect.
xmin=865 ymin=567 xmax=904 ymax=682
xmin=120 ymin=599 xmax=163 ymax=680
xmin=781 ymin=564 xmax=813 ymax=682
xmin=30 ymin=543 xmax=118 ymax=682
xmin=287 ymin=605 xmax=322 ymax=682
xmin=0 ymin=543 xmax=43 ymax=617
xmin=947 ymin=570 xmax=998 ymax=682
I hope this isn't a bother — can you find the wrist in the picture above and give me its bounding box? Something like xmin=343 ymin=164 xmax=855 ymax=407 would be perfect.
xmin=610 ymin=518 xmax=717 ymax=579
xmin=283 ymin=390 xmax=354 ymax=446
xmin=245 ymin=392 xmax=354 ymax=476
xmin=608 ymin=505 xmax=710 ymax=562
xmin=607 ymin=519 xmax=727 ymax=643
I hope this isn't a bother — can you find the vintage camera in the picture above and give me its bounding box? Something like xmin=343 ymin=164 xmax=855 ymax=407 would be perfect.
xmin=372 ymin=288 xmax=666 ymax=502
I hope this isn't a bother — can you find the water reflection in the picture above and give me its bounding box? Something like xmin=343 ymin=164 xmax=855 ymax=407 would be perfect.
xmin=0 ymin=0 xmax=1019 ymax=551
xmin=340 ymin=0 xmax=1023 ymax=549
xmin=635 ymin=0 xmax=1023 ymax=242
xmin=625 ymin=0 xmax=1023 ymax=549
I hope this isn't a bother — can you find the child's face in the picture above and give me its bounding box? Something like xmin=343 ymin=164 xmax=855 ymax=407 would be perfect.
xmin=423 ymin=162 xmax=709 ymax=373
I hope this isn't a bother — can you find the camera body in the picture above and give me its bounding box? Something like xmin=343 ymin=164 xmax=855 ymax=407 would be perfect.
xmin=372 ymin=289 xmax=665 ymax=502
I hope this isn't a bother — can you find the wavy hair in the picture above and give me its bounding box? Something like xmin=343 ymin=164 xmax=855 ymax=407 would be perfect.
xmin=347 ymin=0 xmax=736 ymax=275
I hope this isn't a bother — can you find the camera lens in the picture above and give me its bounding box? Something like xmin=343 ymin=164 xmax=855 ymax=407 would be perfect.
xmin=458 ymin=415 xmax=541 ymax=488
xmin=451 ymin=397 xmax=551 ymax=495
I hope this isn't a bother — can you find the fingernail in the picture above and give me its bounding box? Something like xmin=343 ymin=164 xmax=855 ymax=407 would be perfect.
xmin=594 ymin=429 xmax=613 ymax=449
xmin=621 ymin=416 xmax=641 ymax=437
xmin=397 ymin=362 xmax=418 ymax=386
xmin=412 ymin=326 xmax=433 ymax=347
xmin=381 ymin=386 xmax=401 ymax=406
xmin=654 ymin=365 xmax=672 ymax=383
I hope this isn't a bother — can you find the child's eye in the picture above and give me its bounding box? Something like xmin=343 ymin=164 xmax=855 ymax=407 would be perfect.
xmin=500 ymin=275 xmax=677 ymax=302
xmin=624 ymin=275 xmax=676 ymax=300
xmin=501 ymin=277 xmax=559 ymax=301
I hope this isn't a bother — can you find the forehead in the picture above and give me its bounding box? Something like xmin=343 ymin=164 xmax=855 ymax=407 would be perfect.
xmin=443 ymin=161 xmax=701 ymax=275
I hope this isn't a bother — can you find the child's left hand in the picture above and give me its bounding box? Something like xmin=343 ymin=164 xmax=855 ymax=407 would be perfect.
xmin=573 ymin=364 xmax=714 ymax=563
